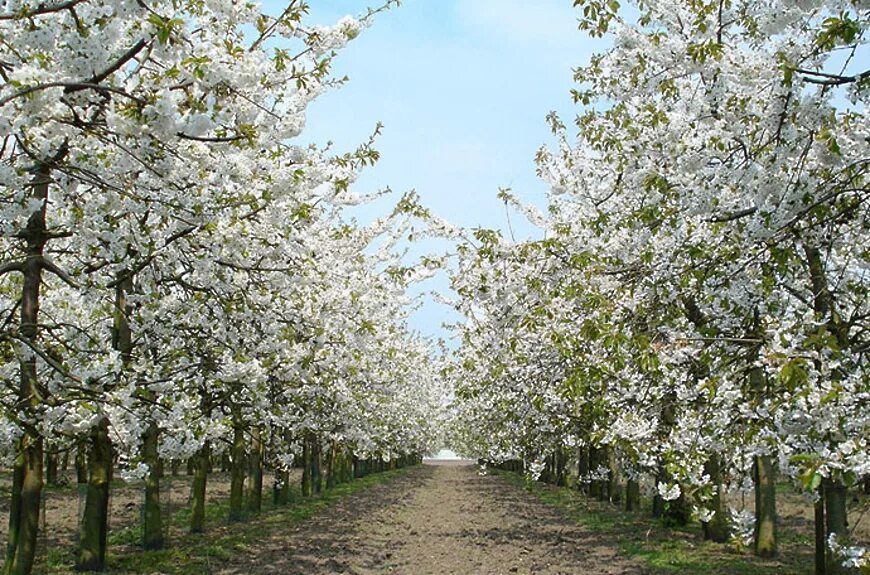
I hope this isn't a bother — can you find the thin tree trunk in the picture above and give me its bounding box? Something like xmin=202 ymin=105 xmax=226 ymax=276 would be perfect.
xmin=78 ymin=270 xmax=131 ymax=566
xmin=815 ymin=483 xmax=826 ymax=575
xmin=189 ymin=441 xmax=209 ymax=533
xmin=344 ymin=448 xmax=354 ymax=483
xmin=701 ymin=455 xmax=730 ymax=543
xmin=665 ymin=489 xmax=690 ymax=526
xmin=76 ymin=418 xmax=112 ymax=571
xmin=228 ymin=415 xmax=246 ymax=522
xmin=652 ymin=466 xmax=666 ymax=519
xmin=577 ymin=445 xmax=589 ymax=494
xmin=312 ymin=436 xmax=323 ymax=494
xmin=190 ymin=385 xmax=212 ymax=533
xmin=274 ymin=469 xmax=291 ymax=506
xmin=75 ymin=441 xmax=88 ymax=484
xmin=4 ymin=161 xmax=55 ymax=575
xmin=246 ymin=427 xmax=263 ymax=513
xmin=626 ymin=479 xmax=641 ymax=512
xmin=301 ymin=434 xmax=313 ymax=497
xmin=606 ymin=447 xmax=621 ymax=504
xmin=824 ymin=477 xmax=848 ymax=575
xmin=589 ymin=447 xmax=603 ymax=499
xmin=44 ymin=451 xmax=58 ymax=488
xmin=141 ymin=422 xmax=163 ymax=549
xmin=753 ymin=455 xmax=778 ymax=557
xmin=804 ymin=245 xmax=852 ymax=574
xmin=324 ymin=444 xmax=335 ymax=489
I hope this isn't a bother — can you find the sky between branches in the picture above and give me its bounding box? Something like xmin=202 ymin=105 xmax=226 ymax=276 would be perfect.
xmin=273 ymin=0 xmax=606 ymax=343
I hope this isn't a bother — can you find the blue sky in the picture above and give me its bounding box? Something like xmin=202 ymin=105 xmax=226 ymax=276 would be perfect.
xmin=293 ymin=1 xmax=605 ymax=342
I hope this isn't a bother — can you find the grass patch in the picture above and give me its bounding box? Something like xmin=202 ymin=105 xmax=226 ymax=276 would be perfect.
xmin=33 ymin=468 xmax=411 ymax=575
xmin=495 ymin=470 xmax=814 ymax=575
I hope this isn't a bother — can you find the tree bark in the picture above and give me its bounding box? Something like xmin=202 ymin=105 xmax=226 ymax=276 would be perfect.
xmin=301 ymin=434 xmax=313 ymax=497
xmin=626 ymin=479 xmax=641 ymax=512
xmin=815 ymin=483 xmax=826 ymax=575
xmin=577 ymin=445 xmax=590 ymax=494
xmin=274 ymin=469 xmax=291 ymax=506
xmin=75 ymin=441 xmax=88 ymax=484
xmin=652 ymin=466 xmax=666 ymax=519
xmin=312 ymin=437 xmax=323 ymax=494
xmin=606 ymin=446 xmax=621 ymax=504
xmin=701 ymin=455 xmax=730 ymax=543
xmin=824 ymin=477 xmax=848 ymax=575
xmin=325 ymin=443 xmax=337 ymax=490
xmin=141 ymin=422 xmax=163 ymax=549
xmin=44 ymin=451 xmax=58 ymax=488
xmin=228 ymin=413 xmax=246 ymax=522
xmin=589 ymin=447 xmax=604 ymax=499
xmin=753 ymin=455 xmax=778 ymax=557
xmin=804 ymin=245 xmax=852 ymax=574
xmin=76 ymin=418 xmax=112 ymax=571
xmin=189 ymin=441 xmax=209 ymax=533
xmin=343 ymin=448 xmax=354 ymax=483
xmin=246 ymin=427 xmax=263 ymax=513
xmin=4 ymin=161 xmax=55 ymax=575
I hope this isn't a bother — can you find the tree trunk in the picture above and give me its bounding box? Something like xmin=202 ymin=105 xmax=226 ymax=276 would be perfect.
xmin=246 ymin=427 xmax=263 ymax=513
xmin=815 ymin=483 xmax=826 ymax=575
xmin=301 ymin=434 xmax=313 ymax=497
xmin=141 ymin=422 xmax=163 ymax=550
xmin=228 ymin=417 xmax=246 ymax=522
xmin=45 ymin=451 xmax=58 ymax=488
xmin=4 ymin=161 xmax=56 ymax=575
xmin=312 ymin=438 xmax=323 ymax=493
xmin=652 ymin=466 xmax=666 ymax=519
xmin=189 ymin=441 xmax=209 ymax=533
xmin=753 ymin=455 xmax=777 ymax=557
xmin=589 ymin=447 xmax=603 ymax=499
xmin=626 ymin=479 xmax=641 ymax=512
xmin=274 ymin=469 xmax=291 ymax=506
xmin=701 ymin=455 xmax=730 ymax=543
xmin=555 ymin=447 xmax=567 ymax=487
xmin=577 ymin=445 xmax=589 ymax=494
xmin=665 ymin=489 xmax=690 ymax=526
xmin=76 ymin=419 xmax=112 ymax=571
xmin=75 ymin=441 xmax=88 ymax=484
xmin=4 ymin=437 xmax=42 ymax=575
xmin=824 ymin=477 xmax=848 ymax=575
xmin=326 ymin=443 xmax=337 ymax=489
xmin=606 ymin=447 xmax=621 ymax=504
xmin=804 ymin=246 xmax=852 ymax=574
xmin=343 ymin=448 xmax=354 ymax=483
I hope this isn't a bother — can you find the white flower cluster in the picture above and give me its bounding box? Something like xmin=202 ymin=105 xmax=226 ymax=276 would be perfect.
xmin=828 ymin=534 xmax=869 ymax=570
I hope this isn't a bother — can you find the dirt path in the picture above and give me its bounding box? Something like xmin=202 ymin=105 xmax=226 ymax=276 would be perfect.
xmin=218 ymin=461 xmax=644 ymax=575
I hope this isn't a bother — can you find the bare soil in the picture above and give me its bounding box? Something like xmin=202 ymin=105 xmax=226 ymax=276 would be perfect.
xmin=216 ymin=461 xmax=645 ymax=575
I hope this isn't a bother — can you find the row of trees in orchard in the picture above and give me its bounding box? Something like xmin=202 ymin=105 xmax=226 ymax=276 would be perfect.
xmin=0 ymin=1 xmax=442 ymax=573
xmin=449 ymin=0 xmax=868 ymax=573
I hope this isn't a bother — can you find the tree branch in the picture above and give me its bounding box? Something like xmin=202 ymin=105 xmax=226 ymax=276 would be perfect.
xmin=39 ymin=255 xmax=79 ymax=288
xmin=707 ymin=206 xmax=757 ymax=223
xmin=65 ymin=39 xmax=148 ymax=93
xmin=0 ymin=261 xmax=24 ymax=277
xmin=798 ymin=68 xmax=870 ymax=86
xmin=176 ymin=132 xmax=246 ymax=143
xmin=0 ymin=0 xmax=87 ymax=20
